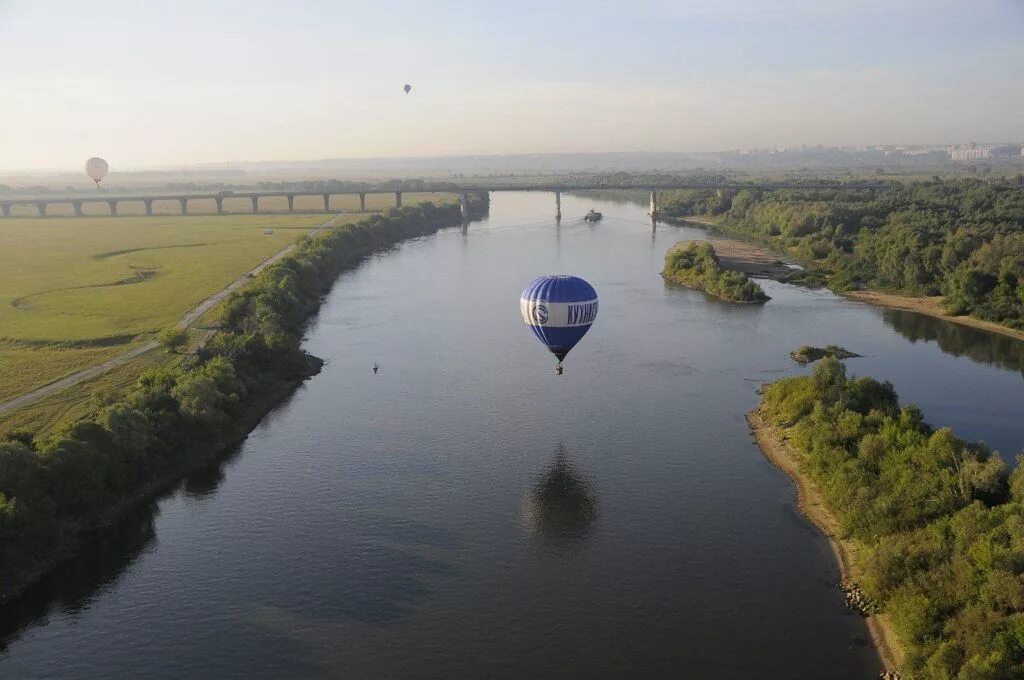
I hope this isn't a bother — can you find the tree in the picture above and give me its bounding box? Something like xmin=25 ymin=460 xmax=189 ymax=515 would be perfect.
xmin=157 ymin=327 xmax=189 ymax=354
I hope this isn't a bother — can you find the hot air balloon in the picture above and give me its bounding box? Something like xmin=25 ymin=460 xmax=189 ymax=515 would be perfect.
xmin=85 ymin=157 xmax=109 ymax=188
xmin=403 ymin=84 xmax=412 ymax=94
xmin=520 ymin=275 xmax=598 ymax=374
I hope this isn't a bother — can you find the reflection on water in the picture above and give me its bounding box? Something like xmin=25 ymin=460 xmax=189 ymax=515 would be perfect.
xmin=522 ymin=445 xmax=597 ymax=546
xmin=0 ymin=502 xmax=158 ymax=654
xmin=883 ymin=310 xmax=1024 ymax=377
xmin=0 ymin=447 xmax=241 ymax=654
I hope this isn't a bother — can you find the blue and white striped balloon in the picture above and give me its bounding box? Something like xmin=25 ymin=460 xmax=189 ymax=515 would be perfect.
xmin=520 ymin=275 xmax=598 ymax=371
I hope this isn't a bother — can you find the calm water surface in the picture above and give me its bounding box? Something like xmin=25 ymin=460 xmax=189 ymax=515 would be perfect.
xmin=2 ymin=193 xmax=1023 ymax=679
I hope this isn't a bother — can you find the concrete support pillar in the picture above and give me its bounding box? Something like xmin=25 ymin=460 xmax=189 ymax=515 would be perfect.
xmin=143 ymin=199 xmax=153 ymax=216
xmin=716 ymin=188 xmax=724 ymax=199
xmin=323 ymin=193 xmax=330 ymax=212
xmin=73 ymin=201 xmax=84 ymax=217
xmin=215 ymin=197 xmax=224 ymax=214
xmin=359 ymin=192 xmax=366 ymax=212
xmin=649 ymin=190 xmax=658 ymax=222
xmin=287 ymin=195 xmax=295 ymax=212
xmin=37 ymin=202 xmax=47 ymax=217
xmin=107 ymin=200 xmax=118 ymax=216
xmin=460 ymin=193 xmax=471 ymax=220
xmin=251 ymin=196 xmax=259 ymax=213
xmin=395 ymin=191 xmax=402 ymax=208
xmin=0 ymin=203 xmax=9 ymax=217
xmin=555 ymin=191 xmax=561 ymax=220
xmin=179 ymin=198 xmax=188 ymax=215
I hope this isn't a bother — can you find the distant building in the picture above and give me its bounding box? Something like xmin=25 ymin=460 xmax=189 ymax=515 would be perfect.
xmin=990 ymin=145 xmax=1024 ymax=159
xmin=950 ymin=144 xmax=993 ymax=161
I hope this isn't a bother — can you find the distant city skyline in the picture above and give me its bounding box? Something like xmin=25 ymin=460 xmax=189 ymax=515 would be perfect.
xmin=1 ymin=0 xmax=1022 ymax=172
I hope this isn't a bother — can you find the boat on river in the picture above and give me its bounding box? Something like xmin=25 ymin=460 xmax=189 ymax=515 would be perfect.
xmin=584 ymin=209 xmax=603 ymax=222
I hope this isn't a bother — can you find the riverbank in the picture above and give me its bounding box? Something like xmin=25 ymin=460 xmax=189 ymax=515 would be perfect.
xmin=0 ymin=198 xmax=488 ymax=604
xmin=669 ymin=215 xmax=1024 ymax=344
xmin=845 ymin=290 xmax=1024 ymax=343
xmin=0 ymin=365 xmax=317 ymax=603
xmin=747 ymin=409 xmax=904 ymax=674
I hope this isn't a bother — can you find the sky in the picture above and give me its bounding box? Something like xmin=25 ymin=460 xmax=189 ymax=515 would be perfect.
xmin=0 ymin=0 xmax=1022 ymax=171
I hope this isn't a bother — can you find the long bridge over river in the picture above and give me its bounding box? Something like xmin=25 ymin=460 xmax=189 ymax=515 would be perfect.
xmin=0 ymin=181 xmax=889 ymax=222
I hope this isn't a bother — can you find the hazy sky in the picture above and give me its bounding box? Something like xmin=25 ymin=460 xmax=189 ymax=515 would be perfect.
xmin=1 ymin=0 xmax=1022 ymax=171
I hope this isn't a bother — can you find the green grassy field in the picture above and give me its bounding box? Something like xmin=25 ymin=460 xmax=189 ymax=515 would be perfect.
xmin=0 ymin=192 xmax=458 ymax=429
xmin=0 ymin=345 xmax=177 ymax=435
xmin=0 ymin=212 xmax=340 ymax=403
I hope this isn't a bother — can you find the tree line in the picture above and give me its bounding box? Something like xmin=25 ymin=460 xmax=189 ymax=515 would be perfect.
xmin=659 ymin=179 xmax=1024 ymax=328
xmin=0 ymin=197 xmax=486 ymax=601
xmin=759 ymin=358 xmax=1024 ymax=678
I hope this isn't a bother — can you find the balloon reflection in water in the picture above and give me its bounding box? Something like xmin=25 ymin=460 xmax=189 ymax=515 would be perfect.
xmin=522 ymin=445 xmax=598 ymax=545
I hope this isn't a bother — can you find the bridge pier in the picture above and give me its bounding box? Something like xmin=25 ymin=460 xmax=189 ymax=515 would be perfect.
xmin=649 ymin=190 xmax=658 ymax=222
xmin=143 ymin=199 xmax=153 ymax=216
xmin=460 ymin=193 xmax=471 ymax=221
xmin=107 ymin=200 xmax=118 ymax=216
xmin=395 ymin=191 xmax=402 ymax=209
xmin=287 ymin=194 xmax=295 ymax=212
xmin=359 ymin=192 xmax=366 ymax=212
xmin=0 ymin=203 xmax=9 ymax=217
xmin=73 ymin=201 xmax=84 ymax=217
xmin=179 ymin=198 xmax=188 ymax=215
xmin=323 ymin=193 xmax=330 ymax=212
xmin=251 ymin=196 xmax=259 ymax=213
xmin=215 ymin=197 xmax=224 ymax=214
xmin=555 ymin=191 xmax=561 ymax=221
xmin=37 ymin=202 xmax=48 ymax=217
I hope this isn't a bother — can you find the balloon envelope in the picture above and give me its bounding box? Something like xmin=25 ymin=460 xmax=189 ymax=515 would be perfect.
xmin=403 ymin=84 xmax=412 ymax=94
xmin=520 ymin=275 xmax=598 ymax=362
xmin=85 ymin=157 xmax=109 ymax=184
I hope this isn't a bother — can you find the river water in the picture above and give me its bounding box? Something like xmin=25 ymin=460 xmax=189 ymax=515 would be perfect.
xmin=2 ymin=193 xmax=1023 ymax=679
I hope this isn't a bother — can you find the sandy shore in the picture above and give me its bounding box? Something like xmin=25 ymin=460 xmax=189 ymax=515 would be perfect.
xmin=706 ymin=239 xmax=798 ymax=280
xmin=669 ymin=237 xmax=798 ymax=281
xmin=747 ymin=409 xmax=904 ymax=674
xmin=845 ymin=291 xmax=1024 ymax=343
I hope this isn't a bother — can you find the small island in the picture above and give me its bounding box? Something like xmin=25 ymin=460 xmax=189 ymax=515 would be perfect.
xmin=662 ymin=241 xmax=770 ymax=304
xmin=790 ymin=344 xmax=861 ymax=364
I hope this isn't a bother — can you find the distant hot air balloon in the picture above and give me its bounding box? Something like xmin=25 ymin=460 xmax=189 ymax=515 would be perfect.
xmin=403 ymin=84 xmax=412 ymax=94
xmin=520 ymin=275 xmax=598 ymax=375
xmin=85 ymin=157 xmax=109 ymax=188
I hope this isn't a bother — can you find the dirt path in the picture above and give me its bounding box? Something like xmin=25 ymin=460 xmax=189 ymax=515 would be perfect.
xmin=747 ymin=409 xmax=904 ymax=673
xmin=0 ymin=216 xmax=343 ymax=417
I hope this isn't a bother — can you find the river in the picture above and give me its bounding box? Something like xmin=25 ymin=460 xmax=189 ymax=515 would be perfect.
xmin=2 ymin=192 xmax=1023 ymax=679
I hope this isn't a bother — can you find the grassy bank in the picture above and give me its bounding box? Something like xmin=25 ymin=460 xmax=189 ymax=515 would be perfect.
xmin=0 ymin=213 xmax=344 ymax=401
xmin=753 ymin=358 xmax=1024 ymax=679
xmin=0 ymin=197 xmax=486 ymax=603
xmin=662 ymin=241 xmax=769 ymax=303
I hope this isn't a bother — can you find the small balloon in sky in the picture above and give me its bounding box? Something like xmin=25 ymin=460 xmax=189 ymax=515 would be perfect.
xmin=85 ymin=157 xmax=109 ymax=187
xmin=403 ymin=84 xmax=412 ymax=94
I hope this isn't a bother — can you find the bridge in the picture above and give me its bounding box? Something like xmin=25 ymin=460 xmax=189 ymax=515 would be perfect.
xmin=0 ymin=182 xmax=889 ymax=222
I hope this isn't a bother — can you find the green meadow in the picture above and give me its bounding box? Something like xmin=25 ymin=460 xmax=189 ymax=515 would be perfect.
xmin=0 ymin=213 xmax=335 ymax=403
xmin=0 ymin=193 xmax=456 ymax=417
